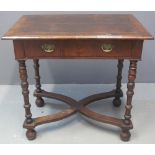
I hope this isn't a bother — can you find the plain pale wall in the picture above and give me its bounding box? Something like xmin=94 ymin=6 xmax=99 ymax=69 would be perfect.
xmin=0 ymin=11 xmax=155 ymax=85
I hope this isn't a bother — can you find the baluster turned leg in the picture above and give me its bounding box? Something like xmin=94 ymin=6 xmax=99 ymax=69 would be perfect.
xmin=18 ymin=60 xmax=36 ymax=140
xmin=120 ymin=60 xmax=137 ymax=141
xmin=33 ymin=59 xmax=45 ymax=107
xmin=113 ymin=59 xmax=124 ymax=107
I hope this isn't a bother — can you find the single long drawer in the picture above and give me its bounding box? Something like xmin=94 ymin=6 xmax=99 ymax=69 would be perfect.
xmin=13 ymin=40 xmax=143 ymax=59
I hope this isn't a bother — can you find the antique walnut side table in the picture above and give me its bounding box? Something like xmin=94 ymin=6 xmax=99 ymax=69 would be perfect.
xmin=2 ymin=14 xmax=153 ymax=141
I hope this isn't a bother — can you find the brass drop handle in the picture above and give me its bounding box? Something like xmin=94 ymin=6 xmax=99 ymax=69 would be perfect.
xmin=101 ymin=44 xmax=113 ymax=53
xmin=41 ymin=44 xmax=55 ymax=53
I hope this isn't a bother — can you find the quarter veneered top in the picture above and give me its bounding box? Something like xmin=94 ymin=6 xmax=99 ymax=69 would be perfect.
xmin=2 ymin=14 xmax=153 ymax=40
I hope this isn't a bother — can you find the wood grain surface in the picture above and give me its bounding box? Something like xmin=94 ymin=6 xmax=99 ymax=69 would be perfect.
xmin=2 ymin=14 xmax=153 ymax=40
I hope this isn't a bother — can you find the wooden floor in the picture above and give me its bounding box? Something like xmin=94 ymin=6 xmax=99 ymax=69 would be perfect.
xmin=0 ymin=83 xmax=155 ymax=144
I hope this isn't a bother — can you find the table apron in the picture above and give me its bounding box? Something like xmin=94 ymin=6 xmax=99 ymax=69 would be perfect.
xmin=13 ymin=40 xmax=143 ymax=60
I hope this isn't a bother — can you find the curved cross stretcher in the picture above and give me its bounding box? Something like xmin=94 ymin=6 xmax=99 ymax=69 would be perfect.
xmin=23 ymin=89 xmax=132 ymax=139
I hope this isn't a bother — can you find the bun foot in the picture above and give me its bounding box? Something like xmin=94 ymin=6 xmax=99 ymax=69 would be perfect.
xmin=26 ymin=129 xmax=36 ymax=140
xmin=35 ymin=97 xmax=45 ymax=107
xmin=120 ymin=130 xmax=131 ymax=142
xmin=113 ymin=98 xmax=121 ymax=107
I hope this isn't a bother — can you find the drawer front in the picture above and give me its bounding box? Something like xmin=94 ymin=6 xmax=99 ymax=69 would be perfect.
xmin=24 ymin=40 xmax=61 ymax=58
xmin=16 ymin=40 xmax=142 ymax=59
xmin=61 ymin=40 xmax=132 ymax=58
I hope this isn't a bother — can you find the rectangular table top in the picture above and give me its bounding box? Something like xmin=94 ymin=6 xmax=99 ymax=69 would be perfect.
xmin=2 ymin=14 xmax=153 ymax=40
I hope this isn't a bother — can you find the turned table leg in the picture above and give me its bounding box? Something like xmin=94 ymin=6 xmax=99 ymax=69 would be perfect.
xmin=33 ymin=59 xmax=45 ymax=107
xmin=120 ymin=60 xmax=137 ymax=141
xmin=18 ymin=60 xmax=36 ymax=140
xmin=113 ymin=59 xmax=124 ymax=107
